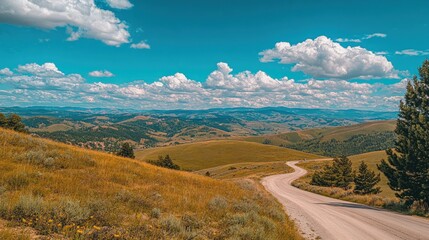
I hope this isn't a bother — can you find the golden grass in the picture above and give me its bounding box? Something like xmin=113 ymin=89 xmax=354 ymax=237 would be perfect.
xmin=136 ymin=140 xmax=322 ymax=170
xmin=196 ymin=161 xmax=293 ymax=180
xmin=0 ymin=128 xmax=302 ymax=239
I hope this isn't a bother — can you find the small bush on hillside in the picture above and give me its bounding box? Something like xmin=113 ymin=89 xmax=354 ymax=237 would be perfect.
xmin=116 ymin=142 xmax=135 ymax=159
xmin=150 ymin=208 xmax=161 ymax=219
xmin=12 ymin=195 xmax=44 ymax=220
xmin=4 ymin=172 xmax=31 ymax=190
xmin=0 ymin=113 xmax=27 ymax=133
xmin=208 ymin=196 xmax=228 ymax=210
xmin=160 ymin=215 xmax=182 ymax=235
xmin=148 ymin=155 xmax=180 ymax=170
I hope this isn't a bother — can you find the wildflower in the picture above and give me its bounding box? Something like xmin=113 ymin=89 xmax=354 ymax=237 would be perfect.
xmin=48 ymin=219 xmax=53 ymax=223
xmin=77 ymin=229 xmax=84 ymax=234
xmin=114 ymin=233 xmax=121 ymax=238
xmin=93 ymin=225 xmax=101 ymax=230
xmin=22 ymin=218 xmax=26 ymax=223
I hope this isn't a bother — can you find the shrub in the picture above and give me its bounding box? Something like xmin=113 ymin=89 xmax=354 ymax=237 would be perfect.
xmin=4 ymin=172 xmax=30 ymax=190
xmin=53 ymin=199 xmax=90 ymax=225
xmin=208 ymin=196 xmax=228 ymax=210
xmin=160 ymin=215 xmax=182 ymax=235
xmin=12 ymin=194 xmax=44 ymax=219
xmin=148 ymin=155 xmax=180 ymax=170
xmin=150 ymin=208 xmax=161 ymax=219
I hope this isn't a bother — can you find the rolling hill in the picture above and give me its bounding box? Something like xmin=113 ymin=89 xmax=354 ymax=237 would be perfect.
xmin=135 ymin=140 xmax=322 ymax=170
xmin=243 ymin=120 xmax=396 ymax=156
xmin=0 ymin=128 xmax=301 ymax=239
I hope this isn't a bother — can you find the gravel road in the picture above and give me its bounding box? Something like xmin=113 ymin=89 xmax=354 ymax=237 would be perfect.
xmin=262 ymin=161 xmax=429 ymax=240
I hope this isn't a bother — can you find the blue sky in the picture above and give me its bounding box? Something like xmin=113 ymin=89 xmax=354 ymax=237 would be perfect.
xmin=0 ymin=0 xmax=428 ymax=110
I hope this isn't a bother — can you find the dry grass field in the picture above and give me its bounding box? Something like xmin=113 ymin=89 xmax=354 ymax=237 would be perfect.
xmin=0 ymin=128 xmax=302 ymax=239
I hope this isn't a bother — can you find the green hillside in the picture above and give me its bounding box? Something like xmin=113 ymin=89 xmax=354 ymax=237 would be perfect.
xmin=243 ymin=120 xmax=396 ymax=156
xmin=136 ymin=140 xmax=322 ymax=170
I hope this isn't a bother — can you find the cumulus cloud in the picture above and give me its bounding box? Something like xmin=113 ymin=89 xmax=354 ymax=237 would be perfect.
xmin=0 ymin=68 xmax=13 ymax=76
xmin=130 ymin=41 xmax=151 ymax=49
xmin=18 ymin=63 xmax=64 ymax=77
xmin=0 ymin=62 xmax=406 ymax=110
xmin=106 ymin=0 xmax=133 ymax=9
xmin=260 ymin=36 xmax=398 ymax=79
xmin=395 ymin=49 xmax=429 ymax=56
xmin=0 ymin=0 xmax=130 ymax=46
xmin=89 ymin=70 xmax=114 ymax=77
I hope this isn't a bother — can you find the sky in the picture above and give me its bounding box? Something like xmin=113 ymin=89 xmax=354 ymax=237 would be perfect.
xmin=0 ymin=0 xmax=428 ymax=110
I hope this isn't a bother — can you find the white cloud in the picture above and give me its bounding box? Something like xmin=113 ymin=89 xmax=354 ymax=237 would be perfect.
xmin=395 ymin=49 xmax=429 ymax=56
xmin=106 ymin=0 xmax=133 ymax=9
xmin=336 ymin=38 xmax=361 ymax=43
xmin=130 ymin=41 xmax=151 ymax=49
xmin=336 ymin=33 xmax=387 ymax=43
xmin=0 ymin=68 xmax=13 ymax=76
xmin=0 ymin=0 xmax=130 ymax=46
xmin=89 ymin=70 xmax=114 ymax=77
xmin=260 ymin=36 xmax=398 ymax=79
xmin=18 ymin=63 xmax=64 ymax=77
xmin=364 ymin=33 xmax=387 ymax=39
xmin=0 ymin=62 xmax=407 ymax=110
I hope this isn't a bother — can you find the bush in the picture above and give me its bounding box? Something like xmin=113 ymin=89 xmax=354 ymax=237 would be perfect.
xmin=12 ymin=194 xmax=44 ymax=219
xmin=148 ymin=155 xmax=180 ymax=170
xmin=208 ymin=196 xmax=228 ymax=210
xmin=160 ymin=215 xmax=182 ymax=235
xmin=4 ymin=172 xmax=30 ymax=190
xmin=150 ymin=208 xmax=161 ymax=219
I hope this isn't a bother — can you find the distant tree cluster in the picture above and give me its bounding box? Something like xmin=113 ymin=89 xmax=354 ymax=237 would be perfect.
xmin=378 ymin=60 xmax=429 ymax=212
xmin=116 ymin=142 xmax=135 ymax=159
xmin=311 ymin=156 xmax=380 ymax=194
xmin=149 ymin=155 xmax=180 ymax=170
xmin=289 ymin=132 xmax=395 ymax=157
xmin=0 ymin=113 xmax=27 ymax=133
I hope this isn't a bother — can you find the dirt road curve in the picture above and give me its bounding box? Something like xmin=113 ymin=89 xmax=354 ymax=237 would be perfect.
xmin=262 ymin=161 xmax=429 ymax=240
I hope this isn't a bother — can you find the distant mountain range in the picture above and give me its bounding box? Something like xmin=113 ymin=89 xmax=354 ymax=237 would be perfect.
xmin=0 ymin=106 xmax=397 ymax=151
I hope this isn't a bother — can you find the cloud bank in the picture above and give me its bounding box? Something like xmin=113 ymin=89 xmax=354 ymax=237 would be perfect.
xmin=0 ymin=62 xmax=406 ymax=110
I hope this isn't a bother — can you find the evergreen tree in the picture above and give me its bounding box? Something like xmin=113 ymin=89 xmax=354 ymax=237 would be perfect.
xmin=149 ymin=155 xmax=180 ymax=170
xmin=0 ymin=113 xmax=6 ymax=128
xmin=378 ymin=60 xmax=429 ymax=211
xmin=354 ymin=161 xmax=381 ymax=195
xmin=116 ymin=143 xmax=135 ymax=159
xmin=310 ymin=156 xmax=354 ymax=190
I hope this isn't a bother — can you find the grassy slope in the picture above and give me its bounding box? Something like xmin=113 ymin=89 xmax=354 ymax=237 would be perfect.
xmin=0 ymin=128 xmax=301 ymax=239
xmin=243 ymin=120 xmax=396 ymax=146
xmin=135 ymin=140 xmax=322 ymax=170
xmin=196 ymin=162 xmax=293 ymax=180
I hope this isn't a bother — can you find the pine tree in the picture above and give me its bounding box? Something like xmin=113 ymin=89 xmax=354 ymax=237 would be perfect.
xmin=354 ymin=161 xmax=381 ymax=195
xmin=0 ymin=113 xmax=6 ymax=128
xmin=310 ymin=156 xmax=354 ymax=190
xmin=117 ymin=143 xmax=135 ymax=159
xmin=378 ymin=60 xmax=429 ymax=212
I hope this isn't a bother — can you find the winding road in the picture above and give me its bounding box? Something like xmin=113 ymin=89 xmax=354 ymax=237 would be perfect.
xmin=262 ymin=161 xmax=429 ymax=240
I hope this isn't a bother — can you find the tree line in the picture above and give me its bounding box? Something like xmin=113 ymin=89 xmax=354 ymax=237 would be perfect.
xmin=311 ymin=156 xmax=381 ymax=195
